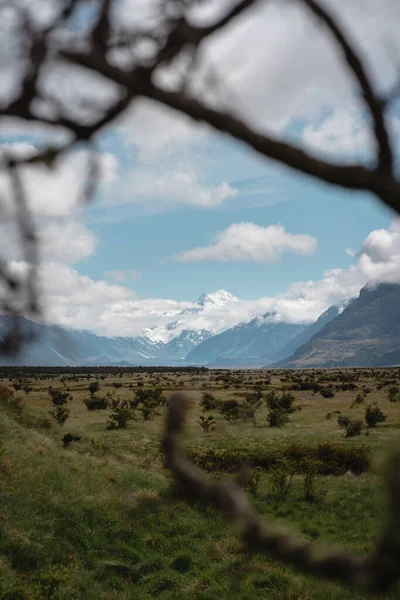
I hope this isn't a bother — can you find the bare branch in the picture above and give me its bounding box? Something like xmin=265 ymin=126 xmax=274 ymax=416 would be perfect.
xmin=163 ymin=393 xmax=400 ymax=594
xmin=301 ymin=0 xmax=393 ymax=173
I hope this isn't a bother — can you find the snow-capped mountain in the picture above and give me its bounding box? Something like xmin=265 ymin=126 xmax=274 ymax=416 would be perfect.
xmin=142 ymin=290 xmax=238 ymax=345
xmin=196 ymin=290 xmax=238 ymax=308
xmin=0 ymin=291 xmax=239 ymax=366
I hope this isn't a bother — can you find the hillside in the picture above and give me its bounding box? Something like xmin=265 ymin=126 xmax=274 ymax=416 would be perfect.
xmin=278 ymin=283 xmax=400 ymax=368
xmin=184 ymin=315 xmax=307 ymax=366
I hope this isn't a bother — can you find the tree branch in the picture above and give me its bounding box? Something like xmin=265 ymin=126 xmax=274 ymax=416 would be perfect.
xmin=301 ymin=0 xmax=393 ymax=173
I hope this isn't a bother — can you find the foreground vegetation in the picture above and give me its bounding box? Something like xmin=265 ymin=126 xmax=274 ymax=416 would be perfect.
xmin=0 ymin=367 xmax=399 ymax=599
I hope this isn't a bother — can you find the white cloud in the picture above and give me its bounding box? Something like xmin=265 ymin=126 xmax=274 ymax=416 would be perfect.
xmin=39 ymin=220 xmax=98 ymax=264
xmin=0 ymin=145 xmax=118 ymax=219
xmin=175 ymin=222 xmax=317 ymax=262
xmin=120 ymin=165 xmax=237 ymax=209
xmin=194 ymin=0 xmax=400 ymax=131
xmin=112 ymin=101 xmax=237 ymax=210
xmin=104 ymin=269 xmax=141 ymax=283
xmin=0 ymin=217 xmax=98 ymax=265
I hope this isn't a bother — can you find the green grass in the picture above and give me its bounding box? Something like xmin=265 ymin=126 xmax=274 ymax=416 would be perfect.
xmin=0 ymin=368 xmax=399 ymax=599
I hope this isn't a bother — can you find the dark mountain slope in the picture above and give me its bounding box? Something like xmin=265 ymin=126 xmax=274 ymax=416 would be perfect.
xmin=278 ymin=284 xmax=400 ymax=368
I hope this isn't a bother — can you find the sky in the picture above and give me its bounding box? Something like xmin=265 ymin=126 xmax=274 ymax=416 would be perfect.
xmin=2 ymin=0 xmax=400 ymax=337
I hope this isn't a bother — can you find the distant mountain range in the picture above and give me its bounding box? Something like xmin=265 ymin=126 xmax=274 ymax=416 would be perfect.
xmin=0 ymin=291 xmax=233 ymax=367
xmin=277 ymin=283 xmax=400 ymax=368
xmin=2 ymin=283 xmax=400 ymax=367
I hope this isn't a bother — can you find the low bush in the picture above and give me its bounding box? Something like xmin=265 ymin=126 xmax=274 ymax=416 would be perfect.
xmin=106 ymin=402 xmax=136 ymax=429
xmin=84 ymin=396 xmax=109 ymax=410
xmin=320 ymin=388 xmax=335 ymax=398
xmin=200 ymin=392 xmax=220 ymax=411
xmin=48 ymin=389 xmax=71 ymax=406
xmin=186 ymin=442 xmax=369 ymax=475
xmin=337 ymin=415 xmax=363 ymax=437
xmin=50 ymin=406 xmax=70 ymax=426
xmin=198 ymin=415 xmax=216 ymax=432
xmin=365 ymin=402 xmax=387 ymax=428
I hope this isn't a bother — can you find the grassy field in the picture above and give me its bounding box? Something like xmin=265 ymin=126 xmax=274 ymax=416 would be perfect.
xmin=0 ymin=367 xmax=399 ymax=599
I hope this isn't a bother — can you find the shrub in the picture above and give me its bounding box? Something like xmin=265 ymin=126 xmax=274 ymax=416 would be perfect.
xmin=200 ymin=392 xmax=219 ymax=411
xmin=326 ymin=410 xmax=341 ymax=420
xmin=320 ymin=388 xmax=335 ymax=398
xmin=243 ymin=467 xmax=263 ymax=496
xmin=0 ymin=384 xmax=14 ymax=402
xmin=268 ymin=459 xmax=297 ymax=499
xmin=365 ymin=402 xmax=387 ymax=428
xmin=298 ymin=458 xmax=323 ymax=502
xmin=337 ymin=415 xmax=363 ymax=437
xmin=62 ymin=433 xmax=81 ymax=448
xmin=219 ymin=399 xmax=241 ymax=421
xmin=267 ymin=408 xmax=290 ymax=428
xmin=133 ymin=387 xmax=166 ymax=410
xmin=351 ymin=392 xmax=366 ymax=408
xmin=388 ymin=391 xmax=400 ymax=403
xmin=265 ymin=391 xmax=296 ymax=413
xmin=84 ymin=395 xmax=109 ymax=410
xmin=138 ymin=397 xmax=162 ymax=420
xmin=48 ymin=389 xmax=71 ymax=406
xmin=106 ymin=402 xmax=136 ymax=429
xmin=88 ymin=380 xmax=100 ymax=395
xmin=265 ymin=391 xmax=297 ymax=427
xmin=198 ymin=415 xmax=216 ymax=432
xmin=50 ymin=406 xmax=70 ymax=426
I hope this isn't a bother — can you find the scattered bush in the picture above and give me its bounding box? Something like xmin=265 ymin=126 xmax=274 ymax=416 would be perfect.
xmin=265 ymin=391 xmax=297 ymax=427
xmin=50 ymin=406 xmax=70 ymax=426
xmin=320 ymin=388 xmax=335 ymax=398
xmin=198 ymin=415 xmax=216 ymax=432
xmin=84 ymin=395 xmax=109 ymax=410
xmin=219 ymin=399 xmax=241 ymax=421
xmin=365 ymin=402 xmax=387 ymax=428
xmin=337 ymin=415 xmax=363 ymax=437
xmin=388 ymin=390 xmax=400 ymax=403
xmin=62 ymin=433 xmax=81 ymax=448
xmin=266 ymin=408 xmax=290 ymax=428
xmin=200 ymin=392 xmax=219 ymax=411
xmin=106 ymin=401 xmax=136 ymax=429
xmin=243 ymin=467 xmax=263 ymax=496
xmin=351 ymin=392 xmax=366 ymax=408
xmin=299 ymin=458 xmax=323 ymax=502
xmin=268 ymin=459 xmax=297 ymax=499
xmin=88 ymin=380 xmax=100 ymax=395
xmin=48 ymin=388 xmax=71 ymax=406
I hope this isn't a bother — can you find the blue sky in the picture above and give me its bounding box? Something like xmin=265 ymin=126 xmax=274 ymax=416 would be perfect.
xmin=84 ymin=132 xmax=392 ymax=301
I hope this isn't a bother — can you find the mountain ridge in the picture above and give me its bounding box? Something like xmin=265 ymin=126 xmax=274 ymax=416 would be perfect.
xmin=277 ymin=283 xmax=400 ymax=368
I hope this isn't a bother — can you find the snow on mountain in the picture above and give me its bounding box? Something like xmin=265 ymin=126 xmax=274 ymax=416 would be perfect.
xmin=143 ymin=290 xmax=238 ymax=344
xmin=196 ymin=290 xmax=238 ymax=308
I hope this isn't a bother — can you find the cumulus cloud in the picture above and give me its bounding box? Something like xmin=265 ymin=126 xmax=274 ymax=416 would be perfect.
xmin=175 ymin=223 xmax=317 ymax=262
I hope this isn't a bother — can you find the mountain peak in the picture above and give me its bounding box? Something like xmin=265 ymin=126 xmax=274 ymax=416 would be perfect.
xmin=195 ymin=290 xmax=238 ymax=307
